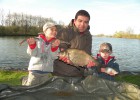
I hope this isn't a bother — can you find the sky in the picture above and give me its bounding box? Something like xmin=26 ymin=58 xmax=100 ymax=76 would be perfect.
xmin=0 ymin=0 xmax=140 ymax=35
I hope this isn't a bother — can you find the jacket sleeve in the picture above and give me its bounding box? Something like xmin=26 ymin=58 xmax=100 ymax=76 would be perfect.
xmin=56 ymin=27 xmax=70 ymax=50
xmin=85 ymin=34 xmax=92 ymax=55
xmin=50 ymin=47 xmax=60 ymax=60
xmin=27 ymin=40 xmax=41 ymax=56
xmin=111 ymin=61 xmax=120 ymax=73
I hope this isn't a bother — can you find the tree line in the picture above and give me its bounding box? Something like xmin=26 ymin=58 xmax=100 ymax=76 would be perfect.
xmin=113 ymin=30 xmax=140 ymax=39
xmin=96 ymin=28 xmax=140 ymax=39
xmin=0 ymin=9 xmax=140 ymax=39
xmin=0 ymin=9 xmax=64 ymax=36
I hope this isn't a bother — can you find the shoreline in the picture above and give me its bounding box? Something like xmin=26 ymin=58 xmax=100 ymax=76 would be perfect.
xmin=0 ymin=67 xmax=140 ymax=87
xmin=0 ymin=67 xmax=140 ymax=75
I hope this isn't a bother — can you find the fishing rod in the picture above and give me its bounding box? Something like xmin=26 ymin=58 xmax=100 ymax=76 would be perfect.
xmin=19 ymin=37 xmax=71 ymax=46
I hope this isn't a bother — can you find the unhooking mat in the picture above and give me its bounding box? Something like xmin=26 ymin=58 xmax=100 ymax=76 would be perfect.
xmin=0 ymin=75 xmax=140 ymax=100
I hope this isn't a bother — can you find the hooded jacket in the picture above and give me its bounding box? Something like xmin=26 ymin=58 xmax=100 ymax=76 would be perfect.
xmin=53 ymin=19 xmax=92 ymax=77
xmin=95 ymin=54 xmax=120 ymax=81
xmin=27 ymin=34 xmax=60 ymax=72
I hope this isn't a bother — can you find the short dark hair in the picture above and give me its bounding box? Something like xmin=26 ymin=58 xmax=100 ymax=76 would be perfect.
xmin=99 ymin=42 xmax=112 ymax=52
xmin=75 ymin=10 xmax=90 ymax=20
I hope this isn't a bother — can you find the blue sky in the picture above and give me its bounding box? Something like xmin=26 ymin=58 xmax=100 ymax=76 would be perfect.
xmin=0 ymin=0 xmax=140 ymax=35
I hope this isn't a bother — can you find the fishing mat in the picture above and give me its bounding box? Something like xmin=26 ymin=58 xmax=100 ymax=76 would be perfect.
xmin=0 ymin=75 xmax=140 ymax=100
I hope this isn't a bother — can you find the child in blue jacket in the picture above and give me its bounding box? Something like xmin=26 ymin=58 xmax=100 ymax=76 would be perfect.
xmin=94 ymin=42 xmax=120 ymax=81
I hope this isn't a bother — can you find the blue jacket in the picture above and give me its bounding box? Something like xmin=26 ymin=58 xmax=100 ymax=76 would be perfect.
xmin=94 ymin=54 xmax=120 ymax=81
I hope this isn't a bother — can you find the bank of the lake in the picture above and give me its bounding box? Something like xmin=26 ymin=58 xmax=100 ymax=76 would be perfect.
xmin=0 ymin=70 xmax=140 ymax=87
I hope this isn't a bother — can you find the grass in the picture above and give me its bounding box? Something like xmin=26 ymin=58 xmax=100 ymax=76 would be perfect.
xmin=0 ymin=70 xmax=28 ymax=85
xmin=0 ymin=70 xmax=140 ymax=87
xmin=115 ymin=74 xmax=140 ymax=86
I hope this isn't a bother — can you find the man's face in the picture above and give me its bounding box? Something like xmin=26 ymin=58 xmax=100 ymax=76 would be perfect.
xmin=74 ymin=15 xmax=89 ymax=32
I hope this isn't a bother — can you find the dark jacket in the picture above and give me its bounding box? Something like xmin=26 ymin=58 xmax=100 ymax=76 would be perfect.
xmin=53 ymin=19 xmax=92 ymax=77
xmin=95 ymin=54 xmax=120 ymax=81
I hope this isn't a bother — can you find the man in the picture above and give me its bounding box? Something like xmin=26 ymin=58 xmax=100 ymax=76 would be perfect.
xmin=53 ymin=10 xmax=94 ymax=77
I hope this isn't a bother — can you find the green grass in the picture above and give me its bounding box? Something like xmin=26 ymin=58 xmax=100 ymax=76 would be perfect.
xmin=0 ymin=70 xmax=28 ymax=85
xmin=0 ymin=70 xmax=140 ymax=87
xmin=115 ymin=74 xmax=140 ymax=86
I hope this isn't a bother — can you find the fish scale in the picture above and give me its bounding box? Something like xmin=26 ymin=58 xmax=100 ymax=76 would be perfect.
xmin=59 ymin=48 xmax=100 ymax=67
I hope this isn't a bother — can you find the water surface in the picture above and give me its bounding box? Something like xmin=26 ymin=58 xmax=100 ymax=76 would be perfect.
xmin=0 ymin=36 xmax=139 ymax=71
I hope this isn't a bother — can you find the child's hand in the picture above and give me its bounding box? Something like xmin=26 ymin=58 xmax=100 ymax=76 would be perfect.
xmin=101 ymin=68 xmax=106 ymax=72
xmin=109 ymin=72 xmax=115 ymax=76
xmin=51 ymin=39 xmax=60 ymax=47
xmin=27 ymin=38 xmax=36 ymax=45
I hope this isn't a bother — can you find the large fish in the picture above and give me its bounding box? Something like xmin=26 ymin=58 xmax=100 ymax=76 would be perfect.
xmin=58 ymin=48 xmax=101 ymax=67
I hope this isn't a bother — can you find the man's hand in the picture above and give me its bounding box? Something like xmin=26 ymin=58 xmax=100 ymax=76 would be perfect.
xmin=59 ymin=53 xmax=71 ymax=64
xmin=87 ymin=56 xmax=97 ymax=68
xmin=87 ymin=61 xmax=96 ymax=68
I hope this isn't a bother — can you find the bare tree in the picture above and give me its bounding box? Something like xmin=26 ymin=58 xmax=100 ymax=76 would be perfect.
xmin=126 ymin=27 xmax=134 ymax=34
xmin=0 ymin=9 xmax=5 ymax=26
xmin=5 ymin=10 xmax=12 ymax=26
xmin=4 ymin=11 xmax=59 ymax=27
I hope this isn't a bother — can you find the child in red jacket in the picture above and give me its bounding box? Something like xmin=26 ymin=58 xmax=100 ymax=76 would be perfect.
xmin=22 ymin=22 xmax=60 ymax=86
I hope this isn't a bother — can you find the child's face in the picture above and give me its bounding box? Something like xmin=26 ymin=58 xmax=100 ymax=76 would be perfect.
xmin=44 ymin=26 xmax=57 ymax=39
xmin=100 ymin=51 xmax=112 ymax=60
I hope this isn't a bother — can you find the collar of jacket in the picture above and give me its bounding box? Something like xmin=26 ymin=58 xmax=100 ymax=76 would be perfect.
xmin=97 ymin=53 xmax=115 ymax=65
xmin=38 ymin=33 xmax=56 ymax=42
xmin=68 ymin=19 xmax=90 ymax=33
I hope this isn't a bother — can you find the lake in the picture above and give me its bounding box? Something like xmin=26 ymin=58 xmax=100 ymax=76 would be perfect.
xmin=0 ymin=36 xmax=140 ymax=72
